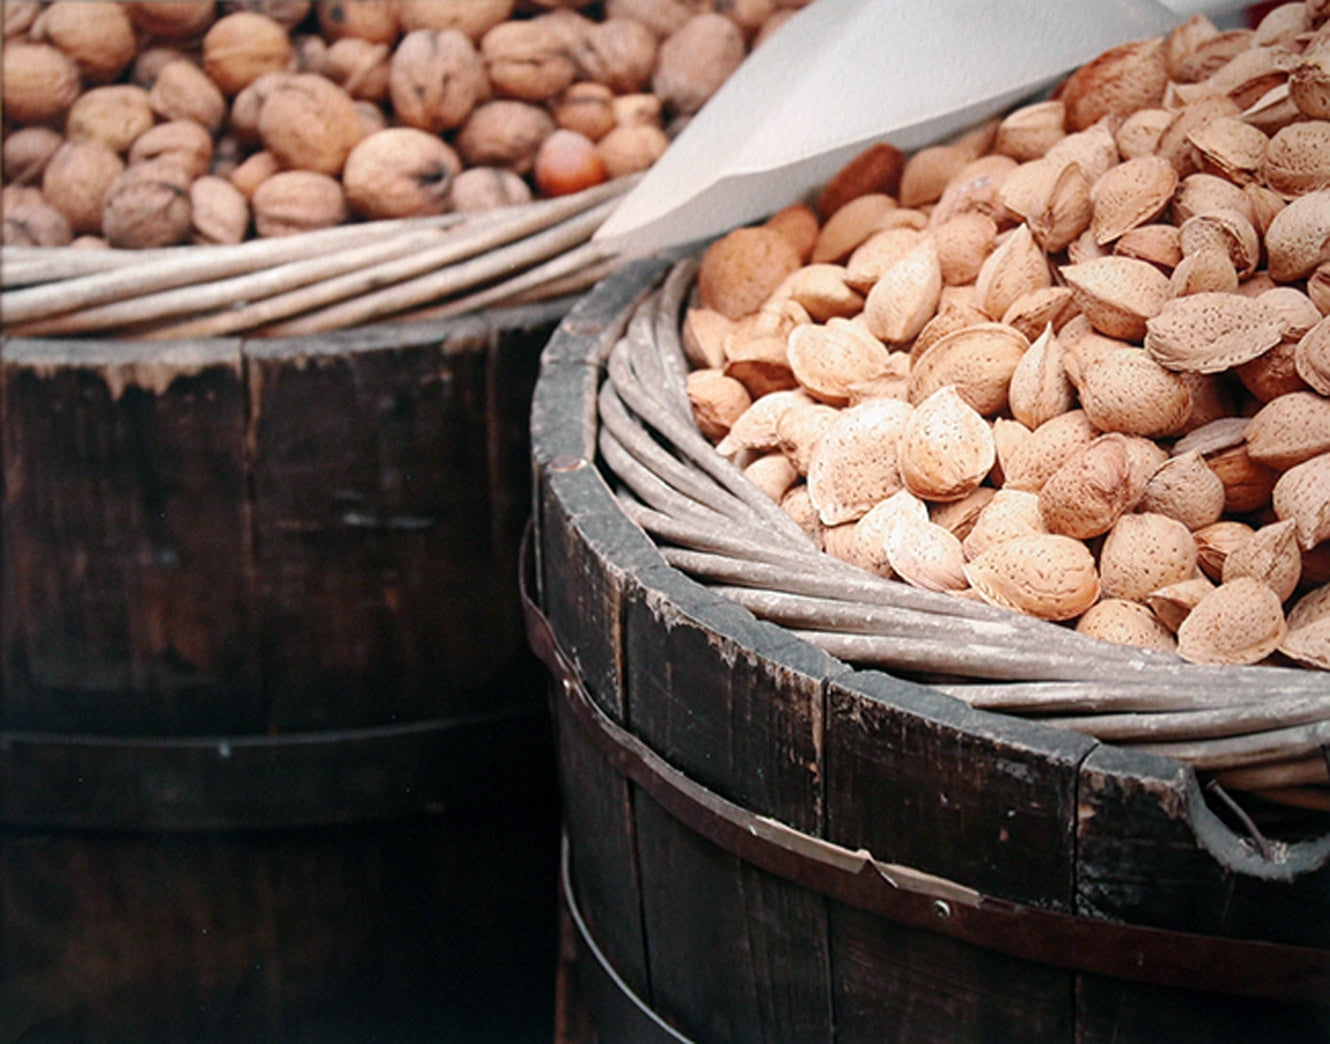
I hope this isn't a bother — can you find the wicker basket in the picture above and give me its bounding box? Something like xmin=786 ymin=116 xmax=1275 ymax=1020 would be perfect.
xmin=595 ymin=256 xmax=1330 ymax=823
xmin=1 ymin=176 xmax=633 ymax=340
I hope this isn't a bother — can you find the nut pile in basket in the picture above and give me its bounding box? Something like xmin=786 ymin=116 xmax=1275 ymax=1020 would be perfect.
xmin=2 ymin=0 xmax=812 ymax=249
xmin=684 ymin=2 xmax=1330 ymax=671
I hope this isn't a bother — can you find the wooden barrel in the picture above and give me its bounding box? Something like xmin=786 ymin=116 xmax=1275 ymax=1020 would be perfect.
xmin=0 ymin=298 xmax=571 ymax=1040
xmin=528 ymin=259 xmax=1330 ymax=1044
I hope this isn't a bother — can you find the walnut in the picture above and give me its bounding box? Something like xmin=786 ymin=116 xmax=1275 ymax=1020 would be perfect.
xmin=324 ymin=37 xmax=392 ymax=102
xmin=553 ymin=83 xmax=617 ymax=141
xmin=32 ymin=1 xmax=137 ymax=84
xmin=129 ymin=120 xmax=216 ymax=180
xmin=101 ymin=161 xmax=194 ymax=249
xmin=221 ymin=1 xmax=313 ymax=30
xmin=190 ymin=174 xmax=251 ymax=244
xmin=602 ymin=0 xmax=697 ymax=38
xmin=229 ymin=149 xmax=282 ymax=198
xmin=481 ymin=18 xmax=579 ymax=103
xmin=342 ymin=126 xmax=461 ymax=218
xmin=231 ymin=72 xmax=298 ymax=145
xmin=3 ymin=126 xmax=65 ymax=185
xmin=203 ymin=11 xmax=295 ymax=95
xmin=2 ymin=42 xmax=81 ymax=126
xmin=389 ymin=28 xmax=489 ymax=133
xmin=596 ymin=123 xmax=669 ymax=179
xmin=210 ymin=133 xmax=245 ymax=178
xmin=125 ymin=2 xmax=219 ymax=40
xmin=42 ymin=139 xmax=126 ymax=235
xmin=455 ymin=100 xmax=554 ymax=175
xmin=612 ymin=92 xmax=663 ymax=129
xmin=2 ymin=185 xmax=74 ymax=246
xmin=66 ymin=86 xmax=157 ymax=155
xmin=149 ymin=59 xmax=229 ymax=131
xmin=448 ymin=166 xmax=531 ymax=212
xmin=131 ymin=47 xmax=187 ymax=90
xmin=291 ymin=32 xmax=330 ymax=74
xmin=317 ymin=1 xmax=401 ymax=45
xmin=716 ymin=0 xmax=775 ymax=37
xmin=533 ymin=128 xmax=607 ymax=197
xmin=397 ymin=0 xmax=513 ymax=43
xmin=251 ymin=170 xmax=347 ymax=236
xmin=354 ymin=100 xmax=389 ymax=136
xmin=653 ymin=13 xmax=747 ymax=116
xmin=258 ymin=73 xmax=366 ymax=175
xmin=574 ymin=17 xmax=657 ymax=94
xmin=4 ymin=1 xmax=40 ymax=39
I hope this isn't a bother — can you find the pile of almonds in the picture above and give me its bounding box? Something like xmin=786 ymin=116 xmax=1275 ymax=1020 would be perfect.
xmin=2 ymin=0 xmax=811 ymax=249
xmin=684 ymin=1 xmax=1330 ymax=671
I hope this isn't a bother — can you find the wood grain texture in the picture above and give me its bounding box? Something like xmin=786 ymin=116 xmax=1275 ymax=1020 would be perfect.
xmin=827 ymin=670 xmax=1094 ymax=908
xmin=1078 ymin=743 xmax=1330 ymax=949
xmin=827 ymin=900 xmax=1074 ymax=1044
xmin=1 ymin=337 xmax=255 ymax=736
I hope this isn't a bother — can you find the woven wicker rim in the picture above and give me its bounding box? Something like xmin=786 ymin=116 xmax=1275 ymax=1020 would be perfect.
xmin=1 ymin=175 xmax=638 ymax=339
xmin=594 ymin=258 xmax=1330 ymax=810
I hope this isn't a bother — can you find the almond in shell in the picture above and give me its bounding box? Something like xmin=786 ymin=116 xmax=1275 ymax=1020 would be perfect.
xmin=805 ymin=397 xmax=913 ymax=525
xmin=1137 ymin=450 xmax=1226 ymax=530
xmin=1280 ymin=582 xmax=1330 ymax=669
xmin=1038 ymin=432 xmax=1137 ymax=539
xmin=1271 ymin=450 xmax=1330 ymax=549
xmin=1176 ymin=576 xmax=1287 ymax=664
xmin=787 ymin=319 xmax=894 ymax=406
xmin=1144 ymin=291 xmax=1284 ymax=372
xmin=1244 ymin=390 xmax=1330 ymax=470
xmin=862 ymin=236 xmax=942 ymax=344
xmin=1076 ymin=599 xmax=1177 ymax=651
xmin=1089 ymin=154 xmax=1178 ymax=244
xmin=906 ymin=321 xmax=1029 ymax=417
xmin=965 ymin=533 xmax=1101 ymax=621
xmin=1078 ymin=348 xmax=1194 ymax=438
xmin=884 ymin=516 xmax=970 ymax=592
xmin=897 ymin=385 xmax=996 ymax=502
xmin=1061 ymin=257 xmax=1172 ymax=342
xmin=1222 ymin=518 xmax=1303 ymax=602
xmin=1098 ymin=511 xmax=1199 ymax=602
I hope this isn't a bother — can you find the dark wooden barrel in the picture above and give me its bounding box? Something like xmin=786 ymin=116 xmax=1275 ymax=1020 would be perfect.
xmin=0 ymin=298 xmax=571 ymax=1040
xmin=528 ymin=259 xmax=1330 ymax=1044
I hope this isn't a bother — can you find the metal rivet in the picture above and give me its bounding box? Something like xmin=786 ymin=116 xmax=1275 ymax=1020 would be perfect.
xmin=933 ymin=899 xmax=952 ymax=920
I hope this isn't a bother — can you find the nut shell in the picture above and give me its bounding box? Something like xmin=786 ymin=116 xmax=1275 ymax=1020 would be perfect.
xmin=342 ymin=126 xmax=461 ymax=218
xmin=391 ymin=28 xmax=488 ymax=132
xmin=2 ymin=42 xmax=81 ymax=126
xmin=698 ymin=227 xmax=803 ymax=321
xmin=1176 ymin=576 xmax=1287 ymax=664
xmin=965 ymin=533 xmax=1101 ymax=621
xmin=258 ymin=74 xmax=366 ymax=175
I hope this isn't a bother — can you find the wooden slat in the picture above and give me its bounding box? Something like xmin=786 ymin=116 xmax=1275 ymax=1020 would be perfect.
xmin=245 ymin=302 xmax=564 ymax=733
xmin=826 ymin=670 xmax=1095 ymax=908
xmin=621 ymin=567 xmax=839 ymax=1043
xmin=536 ymin=457 xmax=664 ymax=1004
xmin=827 ymin=901 xmax=1073 ymax=1043
xmin=1075 ymin=971 xmax=1330 ymax=1043
xmin=1077 ymin=743 xmax=1330 ymax=949
xmin=0 ymin=336 xmax=256 ymax=735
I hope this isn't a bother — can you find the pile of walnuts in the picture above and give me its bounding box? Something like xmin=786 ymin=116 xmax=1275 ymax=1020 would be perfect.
xmin=2 ymin=0 xmax=813 ymax=249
